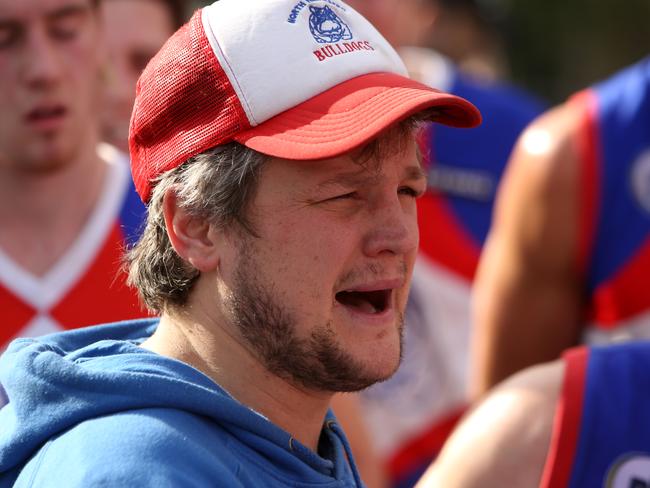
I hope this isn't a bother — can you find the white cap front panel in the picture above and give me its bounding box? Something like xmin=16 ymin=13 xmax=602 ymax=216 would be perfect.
xmin=202 ymin=0 xmax=408 ymax=126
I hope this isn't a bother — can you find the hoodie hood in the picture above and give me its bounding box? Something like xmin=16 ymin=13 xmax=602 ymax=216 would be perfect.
xmin=0 ymin=319 xmax=360 ymax=486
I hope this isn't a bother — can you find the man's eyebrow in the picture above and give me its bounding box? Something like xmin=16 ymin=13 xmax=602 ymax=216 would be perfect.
xmin=315 ymin=164 xmax=427 ymax=192
xmin=315 ymin=169 xmax=379 ymax=191
xmin=46 ymin=4 xmax=90 ymax=21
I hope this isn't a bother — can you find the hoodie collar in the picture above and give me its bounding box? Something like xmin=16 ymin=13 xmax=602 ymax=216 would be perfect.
xmin=0 ymin=319 xmax=356 ymax=483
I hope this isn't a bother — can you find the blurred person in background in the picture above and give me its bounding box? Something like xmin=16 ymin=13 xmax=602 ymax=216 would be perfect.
xmin=340 ymin=0 xmax=544 ymax=486
xmin=99 ymin=0 xmax=185 ymax=153
xmin=0 ymin=0 xmax=147 ymax=353
xmin=416 ymin=59 xmax=650 ymax=488
xmin=348 ymin=0 xmax=509 ymax=82
xmin=421 ymin=0 xmax=506 ymax=81
xmin=419 ymin=344 xmax=650 ymax=488
xmin=470 ymin=56 xmax=650 ymax=395
xmin=0 ymin=1 xmax=188 ymax=408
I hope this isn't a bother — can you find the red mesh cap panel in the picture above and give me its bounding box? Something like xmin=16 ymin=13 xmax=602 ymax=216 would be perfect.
xmin=129 ymin=10 xmax=251 ymax=202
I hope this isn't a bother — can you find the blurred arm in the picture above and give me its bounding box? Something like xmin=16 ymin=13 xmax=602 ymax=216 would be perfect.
xmin=416 ymin=360 xmax=564 ymax=488
xmin=331 ymin=393 xmax=389 ymax=488
xmin=469 ymin=103 xmax=585 ymax=399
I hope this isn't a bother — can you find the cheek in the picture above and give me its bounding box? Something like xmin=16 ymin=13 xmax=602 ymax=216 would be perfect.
xmin=410 ymin=215 xmax=420 ymax=249
xmin=400 ymin=201 xmax=420 ymax=250
xmin=0 ymin=57 xmax=19 ymax=101
xmin=0 ymin=62 xmax=20 ymax=134
xmin=264 ymin=221 xmax=352 ymax=296
xmin=273 ymin=213 xmax=356 ymax=250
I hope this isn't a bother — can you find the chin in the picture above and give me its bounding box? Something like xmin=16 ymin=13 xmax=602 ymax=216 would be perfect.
xmin=345 ymin=336 xmax=403 ymax=391
xmin=24 ymin=142 xmax=77 ymax=174
xmin=370 ymin=346 xmax=403 ymax=382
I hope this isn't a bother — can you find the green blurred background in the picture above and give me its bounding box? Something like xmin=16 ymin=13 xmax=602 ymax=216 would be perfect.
xmin=489 ymin=0 xmax=650 ymax=102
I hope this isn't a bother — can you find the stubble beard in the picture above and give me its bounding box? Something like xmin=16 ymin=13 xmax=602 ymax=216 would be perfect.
xmin=226 ymin=241 xmax=405 ymax=393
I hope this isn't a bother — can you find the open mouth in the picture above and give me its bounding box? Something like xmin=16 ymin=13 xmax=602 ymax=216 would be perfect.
xmin=335 ymin=289 xmax=391 ymax=314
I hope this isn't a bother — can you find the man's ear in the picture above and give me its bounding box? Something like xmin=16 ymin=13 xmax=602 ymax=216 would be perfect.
xmin=162 ymin=188 xmax=220 ymax=272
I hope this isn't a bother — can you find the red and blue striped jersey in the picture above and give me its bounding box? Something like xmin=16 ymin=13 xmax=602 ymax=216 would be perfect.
xmin=574 ymin=57 xmax=650 ymax=344
xmin=0 ymin=145 xmax=148 ymax=349
xmin=542 ymin=342 xmax=650 ymax=487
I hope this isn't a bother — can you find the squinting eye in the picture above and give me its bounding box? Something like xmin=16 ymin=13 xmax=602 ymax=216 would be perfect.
xmin=398 ymin=186 xmax=424 ymax=198
xmin=329 ymin=192 xmax=357 ymax=201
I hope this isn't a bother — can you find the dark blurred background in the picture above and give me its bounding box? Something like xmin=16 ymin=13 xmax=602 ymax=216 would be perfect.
xmin=186 ymin=0 xmax=650 ymax=103
xmin=480 ymin=0 xmax=650 ymax=102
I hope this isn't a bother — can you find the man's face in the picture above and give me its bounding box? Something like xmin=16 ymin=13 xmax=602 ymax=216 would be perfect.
xmin=0 ymin=0 xmax=102 ymax=172
xmin=219 ymin=132 xmax=426 ymax=392
xmin=100 ymin=0 xmax=175 ymax=152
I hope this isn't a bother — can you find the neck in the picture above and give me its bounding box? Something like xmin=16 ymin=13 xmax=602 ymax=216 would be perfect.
xmin=0 ymin=133 xmax=108 ymax=276
xmin=142 ymin=305 xmax=333 ymax=452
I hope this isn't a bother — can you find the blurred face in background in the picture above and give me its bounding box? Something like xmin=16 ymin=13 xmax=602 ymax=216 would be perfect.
xmin=0 ymin=0 xmax=103 ymax=173
xmin=345 ymin=0 xmax=437 ymax=48
xmin=100 ymin=0 xmax=176 ymax=152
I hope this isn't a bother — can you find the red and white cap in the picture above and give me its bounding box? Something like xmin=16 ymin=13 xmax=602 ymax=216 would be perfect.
xmin=129 ymin=0 xmax=481 ymax=202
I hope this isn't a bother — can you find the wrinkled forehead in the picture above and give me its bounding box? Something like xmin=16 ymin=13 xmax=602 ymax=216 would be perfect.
xmin=262 ymin=132 xmax=423 ymax=191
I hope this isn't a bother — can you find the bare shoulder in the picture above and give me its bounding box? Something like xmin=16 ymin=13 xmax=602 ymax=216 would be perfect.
xmin=417 ymin=360 xmax=565 ymax=488
xmin=488 ymin=99 xmax=588 ymax=275
xmin=469 ymin=101 xmax=587 ymax=396
xmin=482 ymin=98 xmax=587 ymax=287
xmin=504 ymin=101 xmax=584 ymax=197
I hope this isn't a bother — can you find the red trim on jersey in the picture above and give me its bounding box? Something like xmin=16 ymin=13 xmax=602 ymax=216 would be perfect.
xmin=417 ymin=194 xmax=481 ymax=282
xmin=0 ymin=286 xmax=37 ymax=347
xmin=573 ymin=90 xmax=601 ymax=280
xmin=387 ymin=405 xmax=466 ymax=482
xmin=51 ymin=224 xmax=148 ymax=328
xmin=540 ymin=347 xmax=589 ymax=488
xmin=589 ymin=237 xmax=650 ymax=326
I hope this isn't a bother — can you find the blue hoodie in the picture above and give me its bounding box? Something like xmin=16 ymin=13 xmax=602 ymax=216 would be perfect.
xmin=0 ymin=319 xmax=364 ymax=487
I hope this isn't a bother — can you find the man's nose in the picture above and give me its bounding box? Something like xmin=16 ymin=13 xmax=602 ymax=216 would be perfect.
xmin=362 ymin=195 xmax=418 ymax=257
xmin=22 ymin=29 xmax=63 ymax=89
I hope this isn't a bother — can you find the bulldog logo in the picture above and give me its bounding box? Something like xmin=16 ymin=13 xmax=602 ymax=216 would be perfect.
xmin=308 ymin=5 xmax=353 ymax=44
xmin=606 ymin=454 xmax=650 ymax=488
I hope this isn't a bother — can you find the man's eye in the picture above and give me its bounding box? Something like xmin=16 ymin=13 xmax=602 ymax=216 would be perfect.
xmin=0 ymin=25 xmax=20 ymax=49
xmin=328 ymin=192 xmax=357 ymax=201
xmin=48 ymin=13 xmax=85 ymax=41
xmin=50 ymin=25 xmax=78 ymax=41
xmin=398 ymin=186 xmax=424 ymax=198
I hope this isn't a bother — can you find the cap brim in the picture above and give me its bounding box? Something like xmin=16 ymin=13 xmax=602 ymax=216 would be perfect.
xmin=234 ymin=72 xmax=481 ymax=160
